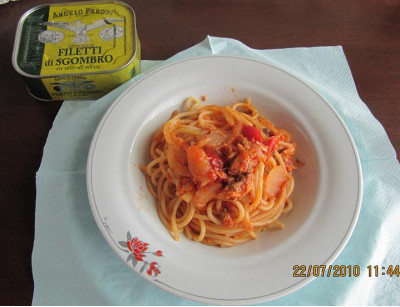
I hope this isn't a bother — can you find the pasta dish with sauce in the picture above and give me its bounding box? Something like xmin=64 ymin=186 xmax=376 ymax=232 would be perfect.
xmin=141 ymin=97 xmax=297 ymax=247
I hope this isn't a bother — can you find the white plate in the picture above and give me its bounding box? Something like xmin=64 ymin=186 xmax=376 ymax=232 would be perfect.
xmin=87 ymin=55 xmax=362 ymax=305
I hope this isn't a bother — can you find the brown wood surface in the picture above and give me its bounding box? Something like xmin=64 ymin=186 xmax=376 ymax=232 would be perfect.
xmin=0 ymin=0 xmax=399 ymax=305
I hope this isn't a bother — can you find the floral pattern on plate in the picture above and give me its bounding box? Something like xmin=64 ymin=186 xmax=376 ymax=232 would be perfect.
xmin=119 ymin=231 xmax=163 ymax=277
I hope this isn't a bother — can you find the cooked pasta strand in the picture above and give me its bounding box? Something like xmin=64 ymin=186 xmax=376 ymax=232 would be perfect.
xmin=141 ymin=97 xmax=298 ymax=247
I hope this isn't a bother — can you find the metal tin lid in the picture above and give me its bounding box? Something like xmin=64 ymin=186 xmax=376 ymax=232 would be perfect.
xmin=12 ymin=0 xmax=138 ymax=78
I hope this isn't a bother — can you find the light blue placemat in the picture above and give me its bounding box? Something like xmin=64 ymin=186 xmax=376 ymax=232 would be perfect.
xmin=33 ymin=36 xmax=400 ymax=305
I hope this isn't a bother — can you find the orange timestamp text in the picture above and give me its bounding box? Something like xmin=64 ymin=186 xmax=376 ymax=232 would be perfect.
xmin=293 ymin=264 xmax=399 ymax=278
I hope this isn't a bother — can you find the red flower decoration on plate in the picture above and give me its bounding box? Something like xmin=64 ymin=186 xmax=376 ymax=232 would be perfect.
xmin=154 ymin=250 xmax=163 ymax=257
xmin=119 ymin=231 xmax=163 ymax=278
xmin=127 ymin=237 xmax=149 ymax=261
xmin=147 ymin=261 xmax=161 ymax=277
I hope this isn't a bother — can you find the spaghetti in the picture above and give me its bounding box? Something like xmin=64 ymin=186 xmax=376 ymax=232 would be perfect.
xmin=141 ymin=97 xmax=297 ymax=247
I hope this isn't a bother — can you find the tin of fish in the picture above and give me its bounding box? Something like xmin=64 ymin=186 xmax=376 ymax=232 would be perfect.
xmin=12 ymin=0 xmax=141 ymax=100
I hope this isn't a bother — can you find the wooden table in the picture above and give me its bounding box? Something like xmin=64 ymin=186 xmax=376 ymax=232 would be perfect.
xmin=1 ymin=0 xmax=398 ymax=304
